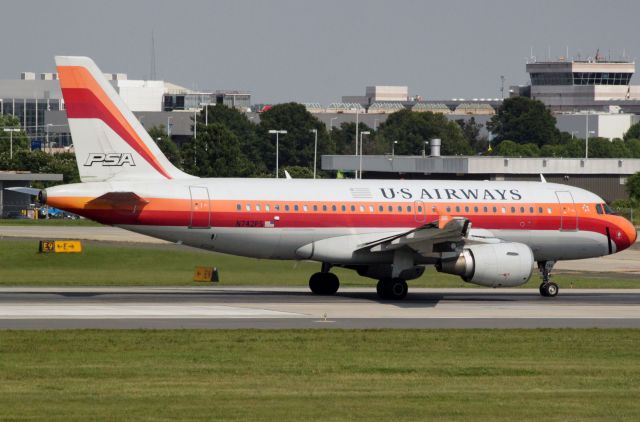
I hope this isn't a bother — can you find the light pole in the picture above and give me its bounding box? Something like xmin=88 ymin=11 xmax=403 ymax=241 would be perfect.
xmin=586 ymin=130 xmax=595 ymax=159
xmin=193 ymin=109 xmax=197 ymax=140
xmin=585 ymin=113 xmax=589 ymax=159
xmin=392 ymin=140 xmax=398 ymax=156
xmin=571 ymin=130 xmax=578 ymax=139
xmin=199 ymin=102 xmax=211 ymax=126
xmin=3 ymin=128 xmax=19 ymax=159
xmin=359 ymin=131 xmax=370 ymax=179
xmin=422 ymin=140 xmax=429 ymax=157
xmin=374 ymin=119 xmax=379 ymax=131
xmin=46 ymin=123 xmax=52 ymax=153
xmin=167 ymin=116 xmax=173 ymax=137
xmin=330 ymin=117 xmax=337 ymax=131
xmin=310 ymin=128 xmax=318 ymax=179
xmin=268 ymin=129 xmax=287 ymax=178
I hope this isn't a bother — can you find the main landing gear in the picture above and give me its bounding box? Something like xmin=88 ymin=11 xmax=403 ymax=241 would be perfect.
xmin=538 ymin=261 xmax=559 ymax=297
xmin=376 ymin=278 xmax=408 ymax=300
xmin=309 ymin=263 xmax=339 ymax=295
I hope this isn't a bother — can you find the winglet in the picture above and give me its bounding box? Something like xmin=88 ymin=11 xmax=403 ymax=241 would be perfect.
xmin=540 ymin=174 xmax=547 ymax=183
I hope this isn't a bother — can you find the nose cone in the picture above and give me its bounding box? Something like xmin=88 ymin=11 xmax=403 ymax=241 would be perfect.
xmin=613 ymin=217 xmax=637 ymax=252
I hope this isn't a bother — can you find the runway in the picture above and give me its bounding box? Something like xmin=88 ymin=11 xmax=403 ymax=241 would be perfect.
xmin=1 ymin=286 xmax=640 ymax=329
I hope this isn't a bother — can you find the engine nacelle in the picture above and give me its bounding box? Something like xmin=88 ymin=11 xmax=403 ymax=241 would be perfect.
xmin=436 ymin=242 xmax=534 ymax=287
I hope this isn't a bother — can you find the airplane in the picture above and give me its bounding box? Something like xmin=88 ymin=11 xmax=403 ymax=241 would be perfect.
xmin=10 ymin=56 xmax=637 ymax=300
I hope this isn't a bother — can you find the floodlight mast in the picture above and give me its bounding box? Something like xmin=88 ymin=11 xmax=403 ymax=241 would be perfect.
xmin=269 ymin=130 xmax=287 ymax=178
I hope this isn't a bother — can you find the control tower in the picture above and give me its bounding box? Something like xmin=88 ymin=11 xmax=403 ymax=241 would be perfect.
xmin=524 ymin=58 xmax=640 ymax=112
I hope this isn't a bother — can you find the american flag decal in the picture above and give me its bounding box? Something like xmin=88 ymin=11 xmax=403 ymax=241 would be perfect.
xmin=264 ymin=220 xmax=275 ymax=228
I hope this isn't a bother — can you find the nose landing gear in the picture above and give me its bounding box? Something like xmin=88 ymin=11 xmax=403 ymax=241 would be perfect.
xmin=538 ymin=261 xmax=559 ymax=297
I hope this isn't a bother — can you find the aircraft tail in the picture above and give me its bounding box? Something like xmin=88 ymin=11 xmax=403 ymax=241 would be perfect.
xmin=55 ymin=56 xmax=192 ymax=182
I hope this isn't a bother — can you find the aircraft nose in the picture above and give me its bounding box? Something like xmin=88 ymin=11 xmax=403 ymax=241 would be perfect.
xmin=614 ymin=217 xmax=637 ymax=252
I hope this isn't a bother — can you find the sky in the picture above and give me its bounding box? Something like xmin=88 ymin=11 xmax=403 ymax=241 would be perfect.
xmin=2 ymin=0 xmax=640 ymax=104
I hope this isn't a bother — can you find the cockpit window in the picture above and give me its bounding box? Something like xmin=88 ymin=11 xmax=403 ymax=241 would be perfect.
xmin=596 ymin=204 xmax=603 ymax=215
xmin=603 ymin=204 xmax=616 ymax=215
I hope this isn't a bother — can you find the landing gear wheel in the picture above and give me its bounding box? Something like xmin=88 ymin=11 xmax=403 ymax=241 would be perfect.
xmin=376 ymin=278 xmax=408 ymax=300
xmin=538 ymin=261 xmax=558 ymax=298
xmin=540 ymin=282 xmax=559 ymax=298
xmin=309 ymin=272 xmax=339 ymax=295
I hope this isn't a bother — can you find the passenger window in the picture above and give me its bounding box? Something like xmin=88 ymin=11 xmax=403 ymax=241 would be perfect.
xmin=501 ymin=207 xmax=506 ymax=214
xmin=360 ymin=205 xmax=365 ymax=212
xmin=378 ymin=205 xmax=383 ymax=212
xmin=547 ymin=207 xmax=552 ymax=214
xmin=418 ymin=206 xmax=423 ymax=212
xmin=388 ymin=205 xmax=393 ymax=212
xmin=350 ymin=205 xmax=356 ymax=212
xmin=397 ymin=206 xmax=403 ymax=212
xmin=245 ymin=204 xmax=251 ymax=211
xmin=256 ymin=204 xmax=261 ymax=212
xmin=510 ymin=207 xmax=515 ymax=213
xmin=341 ymin=205 xmax=346 ymax=212
xmin=407 ymin=206 xmax=412 ymax=212
xmin=285 ymin=205 xmax=290 ymax=211
xmin=455 ymin=206 xmax=461 ymax=212
xmin=538 ymin=207 xmax=543 ymax=214
xmin=520 ymin=207 xmax=525 ymax=213
xmin=313 ymin=205 xmax=317 ymax=211
xmin=303 ymin=205 xmax=308 ymax=212
xmin=465 ymin=206 xmax=469 ymax=212
xmin=236 ymin=204 xmax=241 ymax=211
xmin=275 ymin=204 xmax=280 ymax=211
xmin=322 ymin=205 xmax=327 ymax=211
xmin=332 ymin=205 xmax=337 ymax=212
xmin=483 ymin=206 xmax=488 ymax=213
xmin=446 ymin=206 xmax=451 ymax=212
xmin=474 ymin=206 xmax=478 ymax=212
xmin=294 ymin=205 xmax=299 ymax=211
xmin=492 ymin=206 xmax=497 ymax=213
xmin=529 ymin=207 xmax=533 ymax=213
xmin=432 ymin=205 xmax=437 ymax=212
xmin=369 ymin=205 xmax=374 ymax=212
xmin=265 ymin=204 xmax=270 ymax=212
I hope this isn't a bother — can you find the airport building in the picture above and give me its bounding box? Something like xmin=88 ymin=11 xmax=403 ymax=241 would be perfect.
xmin=0 ymin=171 xmax=62 ymax=217
xmin=0 ymin=70 xmax=251 ymax=148
xmin=321 ymin=153 xmax=639 ymax=202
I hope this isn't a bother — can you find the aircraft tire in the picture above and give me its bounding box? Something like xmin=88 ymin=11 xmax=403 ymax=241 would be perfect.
xmin=539 ymin=282 xmax=558 ymax=297
xmin=309 ymin=272 xmax=339 ymax=295
xmin=377 ymin=278 xmax=408 ymax=300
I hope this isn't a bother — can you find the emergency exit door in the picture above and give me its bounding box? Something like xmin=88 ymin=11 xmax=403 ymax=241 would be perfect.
xmin=189 ymin=186 xmax=210 ymax=228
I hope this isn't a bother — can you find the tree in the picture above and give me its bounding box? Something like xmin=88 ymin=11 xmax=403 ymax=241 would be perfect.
xmin=487 ymin=97 xmax=560 ymax=146
xmin=376 ymin=110 xmax=472 ymax=156
xmin=148 ymin=126 xmax=182 ymax=167
xmin=181 ymin=123 xmax=254 ymax=177
xmin=494 ymin=140 xmax=540 ymax=157
xmin=0 ymin=115 xmax=30 ymax=156
xmin=624 ymin=122 xmax=640 ymax=141
xmin=456 ymin=117 xmax=488 ymax=153
xmin=626 ymin=172 xmax=640 ymax=201
xmin=257 ymin=103 xmax=334 ymax=173
xmin=331 ymin=122 xmax=374 ymax=155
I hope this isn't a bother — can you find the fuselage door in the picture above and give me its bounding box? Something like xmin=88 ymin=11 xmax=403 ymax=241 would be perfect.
xmin=555 ymin=191 xmax=578 ymax=231
xmin=189 ymin=186 xmax=211 ymax=229
xmin=414 ymin=200 xmax=426 ymax=223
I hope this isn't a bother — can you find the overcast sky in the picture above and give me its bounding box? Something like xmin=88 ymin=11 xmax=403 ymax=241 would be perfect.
xmin=3 ymin=0 xmax=639 ymax=103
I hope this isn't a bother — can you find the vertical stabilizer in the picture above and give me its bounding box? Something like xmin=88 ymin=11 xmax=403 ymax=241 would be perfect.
xmin=55 ymin=56 xmax=192 ymax=182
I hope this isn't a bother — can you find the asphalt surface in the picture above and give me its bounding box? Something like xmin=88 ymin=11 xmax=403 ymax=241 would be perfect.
xmin=1 ymin=287 xmax=639 ymax=329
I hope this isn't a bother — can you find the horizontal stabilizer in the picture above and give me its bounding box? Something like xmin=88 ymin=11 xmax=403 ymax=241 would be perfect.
xmin=5 ymin=187 xmax=41 ymax=196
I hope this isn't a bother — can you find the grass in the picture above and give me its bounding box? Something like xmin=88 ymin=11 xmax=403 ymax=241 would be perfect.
xmin=0 ymin=238 xmax=638 ymax=288
xmin=0 ymin=329 xmax=638 ymax=421
xmin=0 ymin=218 xmax=101 ymax=226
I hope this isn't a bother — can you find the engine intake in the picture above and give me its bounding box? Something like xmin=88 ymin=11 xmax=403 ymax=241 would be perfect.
xmin=436 ymin=242 xmax=534 ymax=287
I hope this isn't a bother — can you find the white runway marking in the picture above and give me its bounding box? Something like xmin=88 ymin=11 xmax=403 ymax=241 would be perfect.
xmin=0 ymin=303 xmax=303 ymax=319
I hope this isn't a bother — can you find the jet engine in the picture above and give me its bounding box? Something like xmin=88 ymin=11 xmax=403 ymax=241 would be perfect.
xmin=436 ymin=242 xmax=534 ymax=287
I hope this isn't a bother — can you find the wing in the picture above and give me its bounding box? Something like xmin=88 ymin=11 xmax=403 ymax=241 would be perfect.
xmin=357 ymin=217 xmax=471 ymax=256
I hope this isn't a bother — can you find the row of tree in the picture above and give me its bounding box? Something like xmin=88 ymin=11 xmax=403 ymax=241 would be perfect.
xmin=3 ymin=97 xmax=640 ymax=184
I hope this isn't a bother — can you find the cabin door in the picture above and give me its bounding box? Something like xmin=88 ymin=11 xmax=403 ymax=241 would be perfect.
xmin=189 ymin=186 xmax=211 ymax=229
xmin=555 ymin=191 xmax=578 ymax=231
